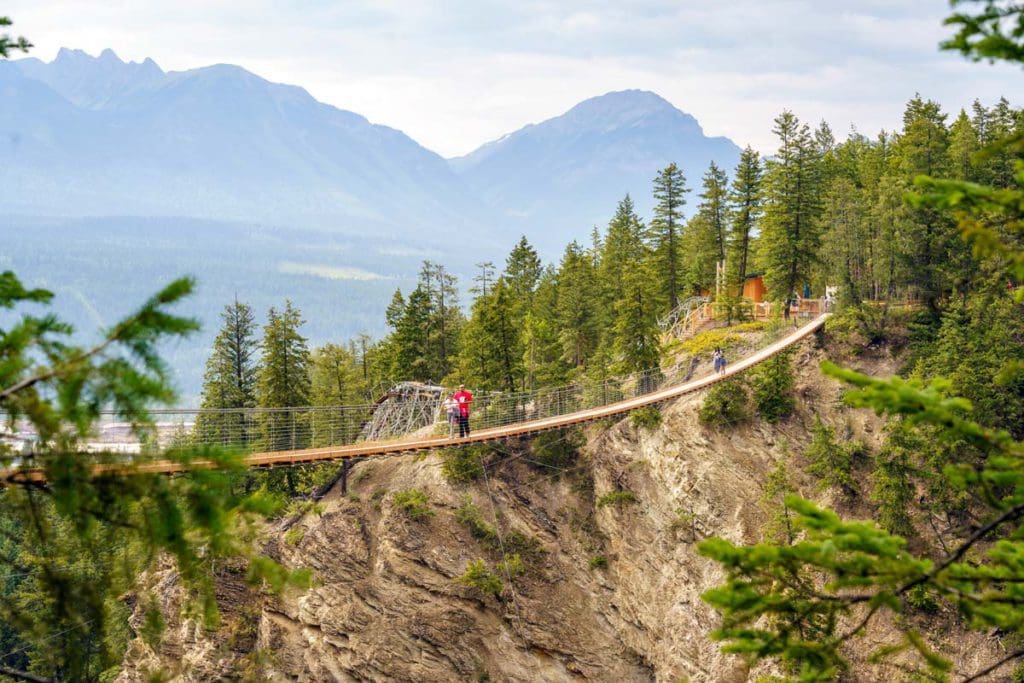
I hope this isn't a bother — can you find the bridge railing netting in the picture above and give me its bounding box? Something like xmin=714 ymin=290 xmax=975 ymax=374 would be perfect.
xmin=1 ymin=312 xmax=823 ymax=457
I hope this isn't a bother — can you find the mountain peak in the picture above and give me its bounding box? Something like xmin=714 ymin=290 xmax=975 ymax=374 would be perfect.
xmin=98 ymin=48 xmax=123 ymax=64
xmin=54 ymin=47 xmax=91 ymax=63
xmin=578 ymin=89 xmax=674 ymax=110
xmin=563 ymin=89 xmax=702 ymax=134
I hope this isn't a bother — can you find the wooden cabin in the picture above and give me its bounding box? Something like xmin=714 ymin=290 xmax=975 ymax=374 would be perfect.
xmin=742 ymin=274 xmax=766 ymax=303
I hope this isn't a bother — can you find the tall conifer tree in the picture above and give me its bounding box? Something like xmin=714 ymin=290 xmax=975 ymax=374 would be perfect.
xmin=895 ymin=95 xmax=953 ymax=310
xmin=727 ymin=146 xmax=764 ymax=285
xmin=646 ymin=164 xmax=689 ymax=311
xmin=556 ymin=241 xmax=602 ymax=371
xmin=309 ymin=343 xmax=359 ymax=446
xmin=698 ymin=161 xmax=730 ymax=264
xmin=256 ymin=301 xmax=311 ymax=452
xmin=197 ymin=299 xmax=258 ymax=444
xmin=758 ymin=111 xmax=824 ymax=299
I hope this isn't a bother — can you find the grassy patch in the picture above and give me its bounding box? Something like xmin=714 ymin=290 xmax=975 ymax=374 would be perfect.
xmin=596 ymin=491 xmax=638 ymax=508
xmin=392 ymin=488 xmax=433 ymax=520
xmin=283 ymin=500 xmax=325 ymax=518
xmin=283 ymin=526 xmax=305 ymax=546
xmin=589 ymin=555 xmax=608 ymax=569
xmin=671 ymin=321 xmax=768 ymax=357
xmin=497 ymin=553 xmax=526 ymax=578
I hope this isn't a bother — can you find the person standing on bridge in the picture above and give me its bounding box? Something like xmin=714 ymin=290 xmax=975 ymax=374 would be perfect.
xmin=453 ymin=384 xmax=473 ymax=438
xmin=443 ymin=394 xmax=458 ymax=438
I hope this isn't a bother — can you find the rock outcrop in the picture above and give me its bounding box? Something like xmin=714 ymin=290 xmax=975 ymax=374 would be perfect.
xmin=118 ymin=340 xmax=1002 ymax=681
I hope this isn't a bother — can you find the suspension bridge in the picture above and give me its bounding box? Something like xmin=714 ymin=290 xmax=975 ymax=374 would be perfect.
xmin=2 ymin=311 xmax=828 ymax=482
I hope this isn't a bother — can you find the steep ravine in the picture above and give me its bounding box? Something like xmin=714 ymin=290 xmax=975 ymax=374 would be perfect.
xmin=118 ymin=339 xmax=1002 ymax=682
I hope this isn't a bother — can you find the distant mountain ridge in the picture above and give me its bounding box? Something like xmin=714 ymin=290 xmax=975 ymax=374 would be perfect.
xmin=0 ymin=48 xmax=487 ymax=244
xmin=450 ymin=89 xmax=742 ymax=252
xmin=16 ymin=47 xmax=164 ymax=109
xmin=3 ymin=50 xmax=743 ymax=254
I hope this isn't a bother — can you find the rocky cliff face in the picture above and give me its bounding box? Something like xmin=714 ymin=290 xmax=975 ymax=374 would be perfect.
xmin=117 ymin=339 xmax=1001 ymax=681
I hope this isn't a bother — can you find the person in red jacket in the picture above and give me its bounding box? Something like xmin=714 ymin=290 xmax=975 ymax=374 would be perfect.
xmin=453 ymin=384 xmax=473 ymax=437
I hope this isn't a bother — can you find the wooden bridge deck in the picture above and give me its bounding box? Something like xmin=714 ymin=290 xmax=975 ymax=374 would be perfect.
xmin=3 ymin=314 xmax=828 ymax=481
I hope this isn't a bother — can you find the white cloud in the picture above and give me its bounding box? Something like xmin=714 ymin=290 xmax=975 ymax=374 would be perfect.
xmin=5 ymin=1 xmax=1019 ymax=156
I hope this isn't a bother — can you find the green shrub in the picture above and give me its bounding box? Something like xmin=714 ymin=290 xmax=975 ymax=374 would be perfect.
xmin=456 ymin=497 xmax=498 ymax=543
xmin=392 ymin=488 xmax=433 ymax=520
xmin=501 ymin=530 xmax=543 ymax=559
xmin=497 ymin=553 xmax=526 ymax=578
xmin=871 ymin=427 xmax=918 ymax=537
xmin=596 ymin=491 xmax=638 ymax=508
xmin=805 ymin=417 xmax=864 ymax=496
xmin=698 ymin=380 xmax=749 ymax=427
xmin=442 ymin=445 xmax=486 ymax=483
xmin=283 ymin=499 xmax=325 ymax=518
xmin=750 ymin=349 xmax=795 ymax=422
xmin=630 ymin=406 xmax=662 ymax=430
xmin=530 ymin=428 xmax=583 ymax=471
xmin=283 ymin=526 xmax=305 ymax=546
xmin=905 ymin=584 xmax=938 ymax=614
xmin=589 ymin=555 xmax=607 ymax=569
xmin=456 ymin=559 xmax=503 ymax=597
xmin=455 ymin=498 xmax=541 ymax=559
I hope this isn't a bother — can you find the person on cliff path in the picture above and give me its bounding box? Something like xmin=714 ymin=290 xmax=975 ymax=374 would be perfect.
xmin=453 ymin=384 xmax=473 ymax=438
xmin=443 ymin=394 xmax=458 ymax=438
xmin=712 ymin=347 xmax=724 ymax=375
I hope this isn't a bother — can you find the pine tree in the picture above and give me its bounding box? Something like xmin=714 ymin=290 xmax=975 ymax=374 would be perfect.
xmin=504 ymin=236 xmax=543 ymax=317
xmin=256 ymin=301 xmax=311 ymax=453
xmin=522 ymin=266 xmax=567 ymax=389
xmin=555 ymin=241 xmax=602 ymax=372
xmin=822 ymin=177 xmax=868 ymax=305
xmin=982 ymin=97 xmax=1019 ymax=188
xmin=611 ymin=260 xmax=661 ymax=390
xmin=600 ymin=195 xmax=647 ymax=310
xmin=871 ymin=174 xmax=913 ymax=299
xmin=392 ymin=284 xmax=433 ymax=381
xmin=947 ymin=109 xmax=980 ymax=181
xmin=309 ymin=343 xmax=360 ymax=446
xmin=681 ymin=213 xmax=720 ymax=294
xmin=727 ymin=146 xmax=764 ymax=285
xmin=457 ymin=278 xmax=524 ymax=392
xmin=196 ymin=299 xmax=258 ymax=445
xmin=646 ymin=164 xmax=690 ymax=310
xmin=758 ymin=110 xmax=824 ymax=300
xmin=895 ymin=95 xmax=954 ymax=311
xmin=698 ymin=161 xmax=730 ymax=265
xmin=419 ymin=261 xmax=462 ymax=381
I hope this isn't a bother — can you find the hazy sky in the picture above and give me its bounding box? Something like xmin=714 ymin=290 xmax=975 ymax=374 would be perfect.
xmin=7 ymin=1 xmax=1020 ymax=157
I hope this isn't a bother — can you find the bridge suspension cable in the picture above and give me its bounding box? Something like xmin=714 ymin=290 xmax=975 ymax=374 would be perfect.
xmin=1 ymin=312 xmax=828 ymax=482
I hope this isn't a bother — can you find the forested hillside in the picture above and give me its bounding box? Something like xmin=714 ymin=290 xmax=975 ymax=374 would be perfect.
xmin=197 ymin=90 xmax=1021 ymax=411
